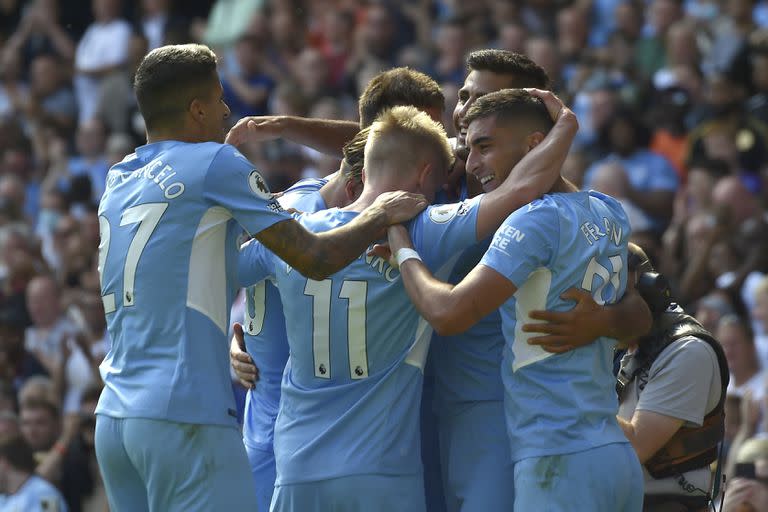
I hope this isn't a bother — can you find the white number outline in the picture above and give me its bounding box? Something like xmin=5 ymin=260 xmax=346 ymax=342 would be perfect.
xmin=581 ymin=255 xmax=623 ymax=305
xmin=99 ymin=203 xmax=168 ymax=313
xmin=304 ymin=278 xmax=369 ymax=380
xmin=244 ymin=281 xmax=267 ymax=336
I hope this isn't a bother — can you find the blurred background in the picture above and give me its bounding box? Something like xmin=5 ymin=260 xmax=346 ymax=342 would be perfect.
xmin=2 ymin=0 xmax=768 ymax=510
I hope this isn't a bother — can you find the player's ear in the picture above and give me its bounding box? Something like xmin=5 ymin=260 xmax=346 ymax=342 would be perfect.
xmin=526 ymin=131 xmax=546 ymax=152
xmin=418 ymin=161 xmax=433 ymax=188
xmin=344 ymin=178 xmax=362 ymax=203
xmin=189 ymin=98 xmax=205 ymax=123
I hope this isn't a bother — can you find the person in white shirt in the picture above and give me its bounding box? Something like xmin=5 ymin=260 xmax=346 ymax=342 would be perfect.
xmin=73 ymin=0 xmax=132 ymax=121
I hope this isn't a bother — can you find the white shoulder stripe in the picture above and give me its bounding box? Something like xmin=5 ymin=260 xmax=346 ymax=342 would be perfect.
xmin=187 ymin=206 xmax=232 ymax=334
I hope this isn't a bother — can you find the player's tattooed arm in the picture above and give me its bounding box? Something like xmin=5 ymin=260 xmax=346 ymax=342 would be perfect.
xmin=255 ymin=191 xmax=428 ymax=280
xmin=522 ymin=286 xmax=652 ymax=353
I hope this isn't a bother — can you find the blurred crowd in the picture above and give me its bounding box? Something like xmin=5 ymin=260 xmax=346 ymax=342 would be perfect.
xmin=2 ymin=0 xmax=768 ymax=510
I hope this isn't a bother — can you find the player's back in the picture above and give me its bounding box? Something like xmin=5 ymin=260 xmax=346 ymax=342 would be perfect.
xmin=97 ymin=141 xmax=286 ymax=427
xmin=238 ymin=198 xmax=481 ymax=485
xmin=242 ymin=177 xmax=328 ymax=449
xmin=483 ymin=191 xmax=631 ymax=462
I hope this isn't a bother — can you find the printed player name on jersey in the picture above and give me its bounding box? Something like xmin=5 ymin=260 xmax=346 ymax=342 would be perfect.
xmin=491 ymin=224 xmax=526 ymax=252
xmin=285 ymin=248 xmax=400 ymax=282
xmin=357 ymin=250 xmax=400 ymax=282
xmin=580 ymin=217 xmax=623 ymax=247
xmin=128 ymin=158 xmax=186 ymax=199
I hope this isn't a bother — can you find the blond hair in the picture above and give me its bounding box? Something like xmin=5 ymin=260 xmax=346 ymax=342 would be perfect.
xmin=364 ymin=106 xmax=453 ymax=181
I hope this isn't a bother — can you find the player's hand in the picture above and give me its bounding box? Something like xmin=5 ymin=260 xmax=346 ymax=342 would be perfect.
xmin=523 ymin=88 xmax=578 ymax=131
xmin=367 ymin=242 xmax=393 ymax=264
xmin=523 ymin=288 xmax=602 ymax=353
xmin=386 ymin=224 xmax=414 ymax=257
xmin=225 ymin=116 xmax=284 ymax=146
xmin=371 ymin=191 xmax=428 ymax=225
xmin=230 ymin=323 xmax=259 ymax=389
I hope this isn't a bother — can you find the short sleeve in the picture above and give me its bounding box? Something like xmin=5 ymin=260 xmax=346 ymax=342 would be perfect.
xmin=237 ymin=239 xmax=274 ymax=287
xmin=204 ymin=145 xmax=291 ymax=236
xmin=479 ymin=201 xmax=558 ymax=287
xmin=409 ymin=195 xmax=482 ymax=271
xmin=635 ymin=337 xmax=721 ymax=426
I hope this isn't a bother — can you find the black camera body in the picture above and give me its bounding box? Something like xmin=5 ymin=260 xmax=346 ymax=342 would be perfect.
xmin=636 ymin=271 xmax=674 ymax=315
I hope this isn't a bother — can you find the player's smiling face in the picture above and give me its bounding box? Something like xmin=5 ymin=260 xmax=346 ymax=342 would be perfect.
xmin=465 ymin=115 xmax=530 ymax=193
xmin=453 ymin=70 xmax=518 ymax=149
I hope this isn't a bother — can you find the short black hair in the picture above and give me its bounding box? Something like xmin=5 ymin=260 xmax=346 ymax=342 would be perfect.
xmin=464 ymin=89 xmax=554 ymax=134
xmin=467 ymin=49 xmax=550 ymax=89
xmin=0 ymin=435 xmax=36 ymax=474
xmin=358 ymin=67 xmax=445 ymax=127
xmin=134 ymin=44 xmax=219 ymax=131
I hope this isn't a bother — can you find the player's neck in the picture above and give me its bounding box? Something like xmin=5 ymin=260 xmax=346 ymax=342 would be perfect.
xmin=145 ymin=128 xmax=209 ymax=145
xmin=319 ymin=173 xmax=347 ymax=209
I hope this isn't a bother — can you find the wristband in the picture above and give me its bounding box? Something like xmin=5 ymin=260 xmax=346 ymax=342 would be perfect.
xmin=395 ymin=248 xmax=422 ymax=267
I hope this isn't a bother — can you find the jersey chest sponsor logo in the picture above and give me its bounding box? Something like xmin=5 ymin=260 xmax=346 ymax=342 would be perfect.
xmin=429 ymin=203 xmax=459 ymax=224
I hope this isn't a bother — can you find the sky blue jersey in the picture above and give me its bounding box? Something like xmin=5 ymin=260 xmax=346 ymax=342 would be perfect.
xmin=237 ymin=196 xmax=482 ymax=484
xmin=96 ymin=141 xmax=289 ymax=427
xmin=0 ymin=475 xmax=69 ymax=512
xmin=479 ymin=191 xmax=631 ymax=462
xmin=242 ymin=177 xmax=328 ymax=448
xmin=431 ymin=237 xmax=506 ymax=410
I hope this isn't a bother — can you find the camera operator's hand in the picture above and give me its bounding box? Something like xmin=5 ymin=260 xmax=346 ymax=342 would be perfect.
xmin=723 ymin=477 xmax=768 ymax=512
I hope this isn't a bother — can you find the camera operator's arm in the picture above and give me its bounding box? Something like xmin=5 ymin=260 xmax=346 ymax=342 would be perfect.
xmin=617 ymin=412 xmax=684 ymax=463
xmin=522 ymin=286 xmax=652 ymax=353
xmin=620 ymin=337 xmax=720 ymax=463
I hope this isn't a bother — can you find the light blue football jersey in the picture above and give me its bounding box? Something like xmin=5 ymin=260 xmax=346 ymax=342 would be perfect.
xmin=242 ymin=177 xmax=328 ymax=449
xmin=0 ymin=475 xmax=68 ymax=512
xmin=431 ymin=176 xmax=504 ymax=410
xmin=431 ymin=238 xmax=506 ymax=410
xmin=237 ymin=197 xmax=483 ymax=484
xmin=96 ymin=141 xmax=289 ymax=427
xmin=479 ymin=191 xmax=631 ymax=462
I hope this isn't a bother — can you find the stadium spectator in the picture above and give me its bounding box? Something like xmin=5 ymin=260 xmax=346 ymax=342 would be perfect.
xmin=73 ymin=0 xmax=133 ymax=121
xmin=583 ymin=107 xmax=679 ymax=229
xmin=722 ymin=436 xmax=768 ymax=511
xmin=0 ymin=433 xmax=68 ymax=512
xmin=221 ymin=32 xmax=275 ymax=120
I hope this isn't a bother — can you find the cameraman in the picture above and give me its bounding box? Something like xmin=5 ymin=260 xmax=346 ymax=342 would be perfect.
xmin=525 ymin=243 xmax=729 ymax=511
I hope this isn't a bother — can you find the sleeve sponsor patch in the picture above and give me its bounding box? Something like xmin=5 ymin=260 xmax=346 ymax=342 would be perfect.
xmin=248 ymin=170 xmax=273 ymax=200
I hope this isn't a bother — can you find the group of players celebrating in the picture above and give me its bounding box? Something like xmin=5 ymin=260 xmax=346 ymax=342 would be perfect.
xmin=95 ymin=43 xmax=652 ymax=511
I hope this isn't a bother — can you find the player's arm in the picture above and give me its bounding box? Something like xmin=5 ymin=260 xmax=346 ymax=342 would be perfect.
xmin=388 ymin=224 xmax=517 ymax=335
xmin=226 ymin=116 xmax=360 ymax=157
xmin=522 ymin=286 xmax=652 ymax=353
xmin=475 ymin=89 xmax=579 ymax=241
xmin=255 ymin=191 xmax=427 ymax=281
xmin=617 ymin=412 xmax=683 ymax=463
